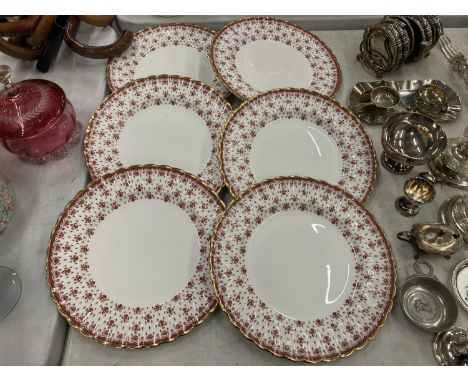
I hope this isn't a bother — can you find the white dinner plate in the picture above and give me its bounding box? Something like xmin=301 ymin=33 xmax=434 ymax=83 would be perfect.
xmin=220 ymin=89 xmax=376 ymax=203
xmin=210 ymin=17 xmax=341 ymax=100
xmin=107 ymin=23 xmax=229 ymax=96
xmin=47 ymin=165 xmax=224 ymax=348
xmin=84 ymin=75 xmax=232 ymax=191
xmin=210 ymin=177 xmax=395 ymax=362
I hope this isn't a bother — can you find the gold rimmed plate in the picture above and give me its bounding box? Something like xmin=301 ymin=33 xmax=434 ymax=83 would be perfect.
xmin=210 ymin=177 xmax=396 ymax=363
xmin=210 ymin=17 xmax=341 ymax=100
xmin=220 ymin=88 xmax=377 ymax=203
xmin=47 ymin=165 xmax=224 ymax=348
xmin=84 ymin=75 xmax=232 ymax=192
xmin=106 ymin=23 xmax=229 ymax=97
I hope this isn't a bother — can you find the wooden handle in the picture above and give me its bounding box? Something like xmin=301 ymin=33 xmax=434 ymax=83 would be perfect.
xmin=64 ymin=16 xmax=133 ymax=59
xmin=26 ymin=16 xmax=55 ymax=47
xmin=0 ymin=36 xmax=43 ymax=60
xmin=0 ymin=15 xmax=42 ymax=37
xmin=77 ymin=15 xmax=114 ymax=27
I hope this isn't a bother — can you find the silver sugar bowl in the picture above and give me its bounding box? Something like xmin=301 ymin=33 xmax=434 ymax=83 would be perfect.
xmin=381 ymin=112 xmax=447 ymax=174
xmin=428 ymin=128 xmax=468 ymax=188
xmin=440 ymin=195 xmax=468 ymax=242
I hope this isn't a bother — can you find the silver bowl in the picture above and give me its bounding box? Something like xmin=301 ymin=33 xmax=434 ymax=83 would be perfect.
xmin=381 ymin=112 xmax=447 ymax=174
xmin=350 ymin=85 xmax=400 ymax=113
xmin=400 ymin=261 xmax=458 ymax=333
xmin=414 ymin=84 xmax=449 ymax=116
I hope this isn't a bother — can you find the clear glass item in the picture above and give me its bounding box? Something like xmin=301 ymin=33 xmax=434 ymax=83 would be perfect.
xmin=0 ymin=177 xmax=20 ymax=321
xmin=0 ymin=266 xmax=21 ymax=321
xmin=0 ymin=64 xmax=80 ymax=164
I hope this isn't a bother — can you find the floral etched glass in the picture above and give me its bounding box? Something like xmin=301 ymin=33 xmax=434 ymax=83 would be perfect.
xmin=0 ymin=65 xmax=79 ymax=164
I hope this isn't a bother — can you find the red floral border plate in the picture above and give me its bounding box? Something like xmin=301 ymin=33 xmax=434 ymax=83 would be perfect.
xmin=210 ymin=17 xmax=341 ymax=100
xmin=84 ymin=75 xmax=232 ymax=192
xmin=106 ymin=23 xmax=229 ymax=97
xmin=210 ymin=177 xmax=396 ymax=363
xmin=220 ymin=89 xmax=377 ymax=203
xmin=47 ymin=165 xmax=224 ymax=348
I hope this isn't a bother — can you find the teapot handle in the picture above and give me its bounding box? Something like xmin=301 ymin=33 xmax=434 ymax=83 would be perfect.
xmin=397 ymin=231 xmax=412 ymax=243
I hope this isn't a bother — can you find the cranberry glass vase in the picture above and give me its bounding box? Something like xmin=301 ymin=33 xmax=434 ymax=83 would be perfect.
xmin=0 ymin=65 xmax=80 ymax=164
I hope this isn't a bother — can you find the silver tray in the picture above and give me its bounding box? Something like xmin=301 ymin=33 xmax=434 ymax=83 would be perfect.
xmin=348 ymin=79 xmax=462 ymax=124
xmin=452 ymin=259 xmax=468 ymax=312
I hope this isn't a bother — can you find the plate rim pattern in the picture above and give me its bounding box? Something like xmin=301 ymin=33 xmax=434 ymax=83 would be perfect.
xmin=106 ymin=22 xmax=229 ymax=97
xmin=209 ymin=176 xmax=396 ymax=363
xmin=84 ymin=74 xmax=232 ymax=192
xmin=46 ymin=164 xmax=225 ymax=349
xmin=218 ymin=88 xmax=377 ymax=203
xmin=209 ymin=16 xmax=342 ymax=100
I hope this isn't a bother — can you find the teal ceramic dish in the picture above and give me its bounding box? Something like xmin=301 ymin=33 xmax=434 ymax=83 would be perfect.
xmin=0 ymin=176 xmax=15 ymax=234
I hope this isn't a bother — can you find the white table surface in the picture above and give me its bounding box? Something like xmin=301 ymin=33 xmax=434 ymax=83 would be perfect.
xmin=61 ymin=26 xmax=468 ymax=365
xmin=0 ymin=24 xmax=117 ymax=365
xmin=1 ymin=21 xmax=467 ymax=365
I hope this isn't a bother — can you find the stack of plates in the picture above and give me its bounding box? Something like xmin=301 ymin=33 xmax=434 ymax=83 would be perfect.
xmin=47 ymin=16 xmax=395 ymax=363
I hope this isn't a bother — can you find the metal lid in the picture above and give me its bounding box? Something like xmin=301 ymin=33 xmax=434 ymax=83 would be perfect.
xmin=0 ymin=65 xmax=66 ymax=140
xmin=440 ymin=136 xmax=468 ymax=175
xmin=440 ymin=195 xmax=468 ymax=242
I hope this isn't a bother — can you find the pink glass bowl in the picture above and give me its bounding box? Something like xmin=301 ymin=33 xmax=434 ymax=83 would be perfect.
xmin=0 ymin=69 xmax=79 ymax=164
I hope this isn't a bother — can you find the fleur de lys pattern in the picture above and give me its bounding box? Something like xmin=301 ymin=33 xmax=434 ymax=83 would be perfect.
xmin=106 ymin=23 xmax=229 ymax=96
xmin=210 ymin=17 xmax=341 ymax=100
xmin=210 ymin=177 xmax=395 ymax=363
xmin=0 ymin=177 xmax=15 ymax=234
xmin=47 ymin=165 xmax=224 ymax=348
xmin=220 ymin=89 xmax=377 ymax=202
xmin=84 ymin=75 xmax=232 ymax=191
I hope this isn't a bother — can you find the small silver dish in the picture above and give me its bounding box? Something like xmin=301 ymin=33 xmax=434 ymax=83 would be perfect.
xmin=398 ymin=223 xmax=463 ymax=259
xmin=414 ymin=84 xmax=449 ymax=116
xmin=396 ymin=177 xmax=436 ymax=217
xmin=440 ymin=195 xmax=468 ymax=242
xmin=400 ymin=260 xmax=458 ymax=332
xmin=451 ymin=259 xmax=468 ymax=312
xmin=381 ymin=112 xmax=447 ymax=174
xmin=350 ymin=85 xmax=400 ymax=112
xmin=433 ymin=326 xmax=468 ymax=366
xmin=348 ymin=79 xmax=462 ymax=124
